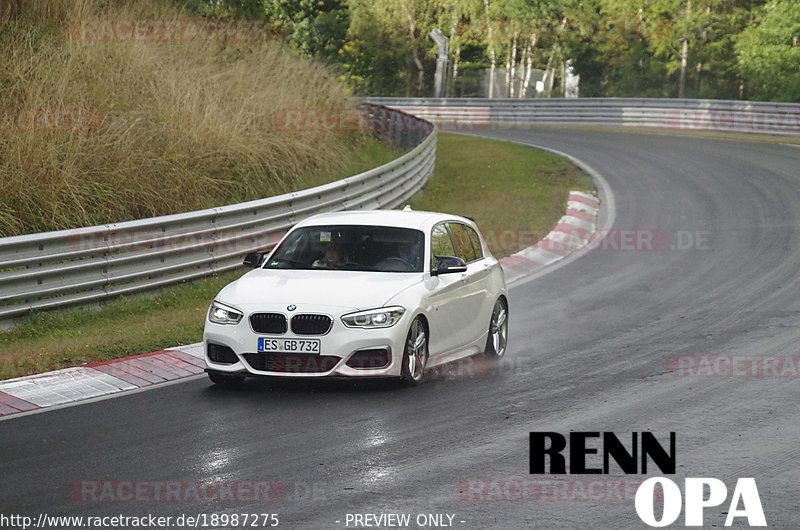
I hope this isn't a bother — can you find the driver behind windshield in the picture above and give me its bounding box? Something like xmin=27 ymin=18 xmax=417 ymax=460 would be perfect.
xmin=398 ymin=241 xmax=421 ymax=270
xmin=313 ymin=243 xmax=347 ymax=268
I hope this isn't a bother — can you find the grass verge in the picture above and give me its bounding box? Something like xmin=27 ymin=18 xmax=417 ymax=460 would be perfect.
xmin=409 ymin=132 xmax=595 ymax=258
xmin=0 ymin=132 xmax=594 ymax=380
xmin=0 ymin=272 xmax=240 ymax=380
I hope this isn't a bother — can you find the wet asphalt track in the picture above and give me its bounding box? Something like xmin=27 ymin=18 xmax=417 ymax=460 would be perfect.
xmin=1 ymin=128 xmax=799 ymax=529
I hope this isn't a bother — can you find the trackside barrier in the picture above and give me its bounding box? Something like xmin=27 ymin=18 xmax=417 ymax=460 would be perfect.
xmin=365 ymin=97 xmax=800 ymax=136
xmin=0 ymin=104 xmax=436 ymax=327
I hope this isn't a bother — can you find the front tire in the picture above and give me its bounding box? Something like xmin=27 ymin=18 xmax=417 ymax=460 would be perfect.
xmin=400 ymin=317 xmax=429 ymax=385
xmin=484 ymin=298 xmax=508 ymax=360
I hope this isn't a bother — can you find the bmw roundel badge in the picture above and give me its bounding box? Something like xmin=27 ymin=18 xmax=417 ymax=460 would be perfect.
xmin=287 ymin=304 xmax=297 ymax=311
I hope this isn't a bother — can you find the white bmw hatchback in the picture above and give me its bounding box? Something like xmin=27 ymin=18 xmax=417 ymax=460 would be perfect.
xmin=203 ymin=209 xmax=508 ymax=385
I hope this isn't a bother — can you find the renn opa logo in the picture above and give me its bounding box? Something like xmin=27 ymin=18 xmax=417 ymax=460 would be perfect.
xmin=529 ymin=432 xmax=766 ymax=527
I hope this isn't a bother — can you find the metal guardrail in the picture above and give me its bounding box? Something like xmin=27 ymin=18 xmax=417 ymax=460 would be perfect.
xmin=0 ymin=104 xmax=436 ymax=326
xmin=366 ymin=97 xmax=800 ymax=136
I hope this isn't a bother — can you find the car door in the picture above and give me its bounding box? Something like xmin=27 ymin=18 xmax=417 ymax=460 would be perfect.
xmin=424 ymin=222 xmax=471 ymax=356
xmin=447 ymin=222 xmax=493 ymax=345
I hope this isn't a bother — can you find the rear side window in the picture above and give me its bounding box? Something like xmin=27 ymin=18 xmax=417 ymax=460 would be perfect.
xmin=467 ymin=226 xmax=484 ymax=260
xmin=448 ymin=222 xmax=482 ymax=263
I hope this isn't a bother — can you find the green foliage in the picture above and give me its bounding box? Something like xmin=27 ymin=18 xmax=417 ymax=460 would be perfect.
xmin=346 ymin=0 xmax=448 ymax=96
xmin=261 ymin=0 xmax=349 ymax=60
xmin=409 ymin=132 xmax=594 ymax=260
xmin=181 ymin=0 xmax=798 ymax=100
xmin=185 ymin=0 xmax=265 ymax=17
xmin=736 ymin=0 xmax=800 ymax=101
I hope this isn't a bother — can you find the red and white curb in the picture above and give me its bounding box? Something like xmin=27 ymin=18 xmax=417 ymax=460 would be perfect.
xmin=498 ymin=190 xmax=600 ymax=284
xmin=0 ymin=343 xmax=204 ymax=418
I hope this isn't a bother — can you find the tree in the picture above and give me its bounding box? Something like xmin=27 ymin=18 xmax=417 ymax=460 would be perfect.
xmin=583 ymin=0 xmax=765 ymax=99
xmin=477 ymin=0 xmax=563 ymax=97
xmin=436 ymin=0 xmax=483 ymax=87
xmin=348 ymin=0 xmax=447 ymax=95
xmin=736 ymin=0 xmax=800 ymax=101
xmin=600 ymin=0 xmax=711 ymax=98
xmin=261 ymin=0 xmax=349 ymax=61
xmin=185 ymin=0 xmax=791 ymax=100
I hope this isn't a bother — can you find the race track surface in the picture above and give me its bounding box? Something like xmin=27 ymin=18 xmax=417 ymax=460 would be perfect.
xmin=2 ymin=128 xmax=799 ymax=529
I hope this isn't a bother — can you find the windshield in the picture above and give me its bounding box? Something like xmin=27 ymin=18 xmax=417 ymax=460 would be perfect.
xmin=265 ymin=225 xmax=425 ymax=273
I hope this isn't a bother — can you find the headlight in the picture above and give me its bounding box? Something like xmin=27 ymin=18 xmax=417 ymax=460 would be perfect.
xmin=341 ymin=306 xmax=406 ymax=328
xmin=208 ymin=301 xmax=243 ymax=325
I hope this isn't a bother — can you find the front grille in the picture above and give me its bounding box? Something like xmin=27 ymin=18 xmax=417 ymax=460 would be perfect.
xmin=250 ymin=313 xmax=287 ymax=334
xmin=207 ymin=343 xmax=239 ymax=365
xmin=291 ymin=314 xmax=333 ymax=335
xmin=242 ymin=353 xmax=339 ymax=373
xmin=346 ymin=348 xmax=391 ymax=369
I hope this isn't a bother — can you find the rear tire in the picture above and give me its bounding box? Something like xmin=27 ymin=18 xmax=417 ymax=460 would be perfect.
xmin=400 ymin=317 xmax=429 ymax=386
xmin=484 ymin=298 xmax=508 ymax=360
xmin=207 ymin=371 xmax=246 ymax=386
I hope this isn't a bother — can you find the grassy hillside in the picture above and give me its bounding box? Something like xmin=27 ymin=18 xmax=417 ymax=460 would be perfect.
xmin=0 ymin=0 xmax=392 ymax=236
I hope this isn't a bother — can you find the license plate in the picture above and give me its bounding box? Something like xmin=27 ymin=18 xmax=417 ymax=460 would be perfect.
xmin=258 ymin=337 xmax=321 ymax=354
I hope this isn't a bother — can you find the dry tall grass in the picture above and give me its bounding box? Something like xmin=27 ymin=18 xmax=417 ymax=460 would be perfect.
xmin=0 ymin=0 xmax=375 ymax=236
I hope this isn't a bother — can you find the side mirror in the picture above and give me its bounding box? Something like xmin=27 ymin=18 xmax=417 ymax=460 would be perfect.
xmin=431 ymin=255 xmax=467 ymax=276
xmin=243 ymin=251 xmax=266 ymax=268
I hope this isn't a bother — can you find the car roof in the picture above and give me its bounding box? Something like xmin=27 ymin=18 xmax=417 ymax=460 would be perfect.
xmin=295 ymin=209 xmax=475 ymax=231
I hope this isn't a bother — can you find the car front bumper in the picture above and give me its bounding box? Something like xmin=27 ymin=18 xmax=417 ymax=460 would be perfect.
xmin=203 ymin=311 xmax=410 ymax=378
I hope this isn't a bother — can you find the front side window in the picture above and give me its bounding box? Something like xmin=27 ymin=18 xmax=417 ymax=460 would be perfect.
xmin=430 ymin=223 xmax=456 ymax=269
xmin=265 ymin=225 xmax=425 ymax=273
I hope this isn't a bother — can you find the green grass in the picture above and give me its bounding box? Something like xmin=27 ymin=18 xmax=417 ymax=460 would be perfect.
xmin=303 ymin=137 xmax=399 ymax=189
xmin=410 ymin=132 xmax=595 ymax=258
xmin=0 ymin=133 xmax=594 ymax=380
xmin=0 ymin=271 xmax=245 ymax=380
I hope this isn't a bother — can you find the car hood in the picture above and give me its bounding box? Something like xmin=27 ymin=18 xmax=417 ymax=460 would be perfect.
xmin=217 ymin=269 xmax=424 ymax=312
